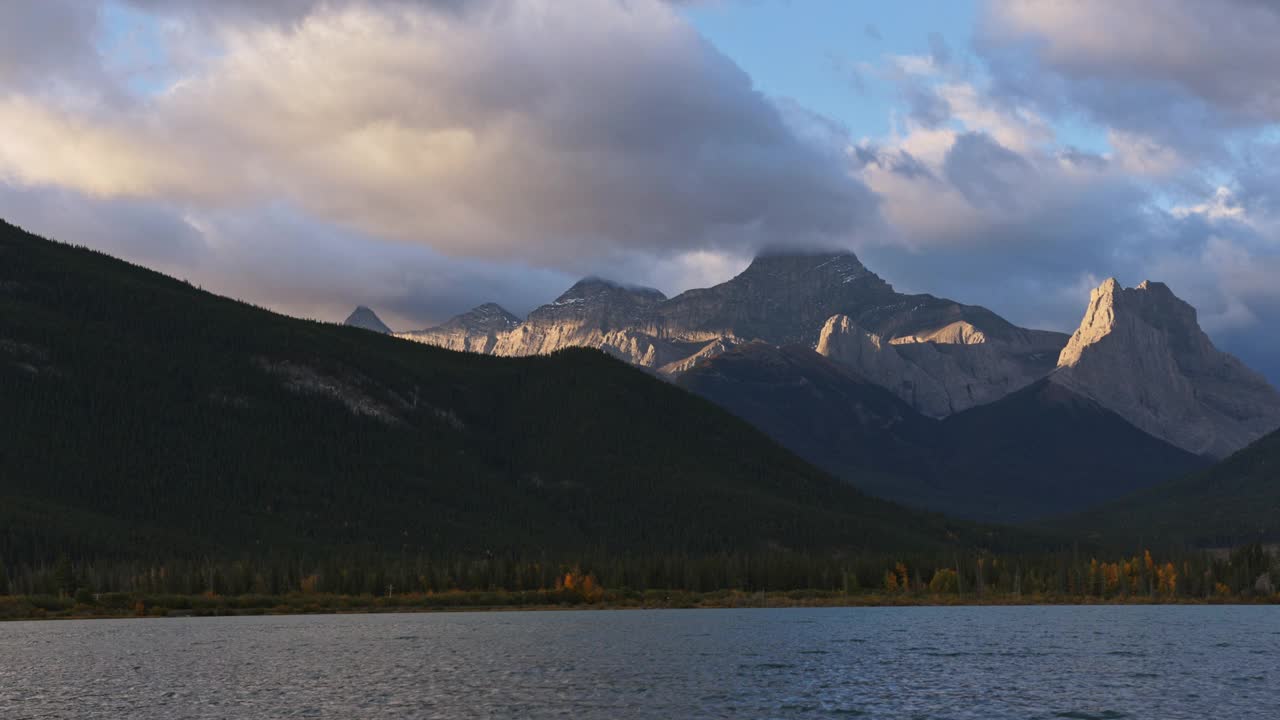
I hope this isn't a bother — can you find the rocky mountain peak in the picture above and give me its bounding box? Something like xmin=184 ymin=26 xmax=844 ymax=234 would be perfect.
xmin=450 ymin=303 xmax=521 ymax=332
xmin=557 ymin=276 xmax=667 ymax=304
xmin=526 ymin=277 xmax=667 ymax=332
xmin=396 ymin=303 xmax=519 ymax=354
xmin=1060 ymin=278 xmax=1200 ymax=369
xmin=343 ymin=306 xmax=391 ymax=334
xmin=740 ymin=249 xmax=877 ymax=287
xmin=1052 ymin=278 xmax=1280 ymax=457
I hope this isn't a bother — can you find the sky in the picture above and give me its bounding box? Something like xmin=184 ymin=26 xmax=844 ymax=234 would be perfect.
xmin=3 ymin=0 xmax=1280 ymax=381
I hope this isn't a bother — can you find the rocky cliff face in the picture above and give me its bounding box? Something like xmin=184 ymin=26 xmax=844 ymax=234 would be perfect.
xmin=393 ymin=249 xmax=1068 ymax=414
xmin=488 ymin=278 xmax=697 ymax=368
xmin=645 ymin=251 xmax=896 ymax=345
xmin=398 ymin=303 xmax=520 ymax=353
xmin=1050 ymin=278 xmax=1280 ymax=457
xmin=343 ymin=306 xmax=391 ymax=334
xmin=816 ymin=315 xmax=1065 ymax=417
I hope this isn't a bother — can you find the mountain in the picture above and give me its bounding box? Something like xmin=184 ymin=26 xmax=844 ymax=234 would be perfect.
xmin=409 ymin=249 xmax=1069 ymax=416
xmin=676 ymin=343 xmax=938 ymax=502
xmin=817 ymin=314 xmax=1065 ymax=417
xmin=933 ymin=379 xmax=1207 ymax=523
xmin=1064 ymin=428 xmax=1280 ymax=546
xmin=646 ymin=251 xmax=897 ymax=346
xmin=342 ymin=305 xmax=392 ymax=334
xmin=399 ymin=303 xmax=521 ymax=353
xmin=490 ymin=277 xmax=686 ymax=367
xmin=679 ymin=346 xmax=1205 ymax=523
xmin=341 ymin=255 xmax=1274 ymax=525
xmin=0 ymin=218 xmax=1006 ymax=569
xmin=1051 ymin=278 xmax=1280 ymax=458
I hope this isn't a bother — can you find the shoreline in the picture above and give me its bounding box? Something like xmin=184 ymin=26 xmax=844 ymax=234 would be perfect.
xmin=4 ymin=590 xmax=1276 ymax=622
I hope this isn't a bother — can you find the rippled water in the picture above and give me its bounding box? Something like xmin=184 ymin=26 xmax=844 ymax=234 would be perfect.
xmin=1 ymin=606 xmax=1276 ymax=719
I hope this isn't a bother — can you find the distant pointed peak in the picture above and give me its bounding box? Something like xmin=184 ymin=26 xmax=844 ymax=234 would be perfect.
xmin=343 ymin=306 xmax=392 ymax=334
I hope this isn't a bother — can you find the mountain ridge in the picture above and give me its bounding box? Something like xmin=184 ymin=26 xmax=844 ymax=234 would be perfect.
xmin=398 ymin=302 xmax=521 ymax=353
xmin=1 ymin=217 xmax=1013 ymax=567
xmin=1050 ymin=277 xmax=1280 ymax=457
xmin=396 ymin=248 xmax=1072 ymax=417
xmin=391 ymin=262 xmax=1280 ymax=457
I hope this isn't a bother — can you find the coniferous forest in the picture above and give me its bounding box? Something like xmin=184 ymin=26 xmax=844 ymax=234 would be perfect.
xmin=1 ymin=218 xmax=1277 ymax=616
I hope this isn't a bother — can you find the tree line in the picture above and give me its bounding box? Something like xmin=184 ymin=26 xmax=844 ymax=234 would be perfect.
xmin=2 ymin=544 xmax=1276 ymax=603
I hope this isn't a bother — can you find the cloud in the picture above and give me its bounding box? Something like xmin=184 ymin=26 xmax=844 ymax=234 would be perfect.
xmin=0 ymin=184 xmax=573 ymax=331
xmin=4 ymin=0 xmax=1280 ymax=383
xmin=0 ymin=0 xmax=877 ymax=270
xmin=980 ymin=0 xmax=1280 ymax=161
xmin=983 ymin=0 xmax=1280 ymax=119
xmin=0 ymin=1 xmax=107 ymax=92
xmin=855 ymin=117 xmax=1280 ymax=382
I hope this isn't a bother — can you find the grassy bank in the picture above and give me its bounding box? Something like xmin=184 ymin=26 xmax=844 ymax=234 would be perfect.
xmin=4 ymin=588 xmax=1277 ymax=621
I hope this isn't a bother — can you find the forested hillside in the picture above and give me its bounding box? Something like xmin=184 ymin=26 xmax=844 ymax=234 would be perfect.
xmin=0 ymin=219 xmax=1024 ymax=593
xmin=1065 ymin=429 xmax=1280 ymax=547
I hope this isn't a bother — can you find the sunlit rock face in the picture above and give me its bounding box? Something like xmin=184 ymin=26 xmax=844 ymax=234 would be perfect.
xmin=343 ymin=306 xmax=391 ymax=334
xmin=490 ymin=278 xmax=673 ymax=366
xmin=392 ymin=249 xmax=1067 ymax=413
xmin=816 ymin=315 xmax=1065 ymax=417
xmin=398 ymin=303 xmax=521 ymax=354
xmin=1051 ymin=278 xmax=1280 ymax=458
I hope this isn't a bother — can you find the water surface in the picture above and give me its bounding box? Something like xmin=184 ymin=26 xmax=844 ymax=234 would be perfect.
xmin=1 ymin=606 xmax=1275 ymax=719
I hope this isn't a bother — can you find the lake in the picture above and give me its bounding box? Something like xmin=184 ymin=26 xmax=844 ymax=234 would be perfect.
xmin=1 ymin=606 xmax=1275 ymax=719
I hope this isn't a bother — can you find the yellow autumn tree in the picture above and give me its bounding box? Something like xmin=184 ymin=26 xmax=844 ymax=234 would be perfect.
xmin=579 ymin=575 xmax=605 ymax=603
xmin=1143 ymin=550 xmax=1156 ymax=593
xmin=1103 ymin=562 xmax=1121 ymax=596
xmin=883 ymin=569 xmax=899 ymax=593
xmin=556 ymin=568 xmax=604 ymax=603
xmin=299 ymin=574 xmax=320 ymax=594
xmin=1158 ymin=562 xmax=1178 ymax=597
xmin=1124 ymin=558 xmax=1141 ymax=594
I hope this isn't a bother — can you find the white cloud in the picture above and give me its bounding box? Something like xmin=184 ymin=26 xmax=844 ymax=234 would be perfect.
xmin=1172 ymin=186 xmax=1247 ymax=223
xmin=0 ymin=0 xmax=876 ymax=268
xmin=1106 ymin=129 xmax=1185 ymax=178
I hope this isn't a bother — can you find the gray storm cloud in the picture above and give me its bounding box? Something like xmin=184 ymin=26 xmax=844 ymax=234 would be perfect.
xmin=980 ymin=0 xmax=1280 ymax=159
